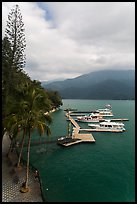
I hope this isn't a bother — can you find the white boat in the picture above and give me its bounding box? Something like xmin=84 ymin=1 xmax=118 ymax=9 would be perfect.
xmin=105 ymin=104 xmax=112 ymax=109
xmin=57 ymin=136 xmax=66 ymax=141
xmin=88 ymin=120 xmax=125 ymax=132
xmin=77 ymin=108 xmax=113 ymax=122
xmin=77 ymin=114 xmax=104 ymax=123
xmin=95 ymin=108 xmax=113 ymax=117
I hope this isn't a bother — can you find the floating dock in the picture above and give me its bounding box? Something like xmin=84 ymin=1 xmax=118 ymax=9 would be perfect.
xmin=57 ymin=113 xmax=95 ymax=146
xmin=69 ymin=113 xmax=85 ymax=116
xmin=110 ymin=118 xmax=129 ymax=121
xmin=62 ymin=133 xmax=95 ymax=146
xmin=70 ymin=110 xmax=93 ymax=113
xmin=79 ymin=129 xmax=125 ymax=133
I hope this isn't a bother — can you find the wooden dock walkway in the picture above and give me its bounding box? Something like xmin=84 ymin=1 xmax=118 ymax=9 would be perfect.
xmin=62 ymin=133 xmax=95 ymax=146
xmin=79 ymin=129 xmax=125 ymax=132
xmin=69 ymin=113 xmax=85 ymax=116
xmin=66 ymin=112 xmax=81 ymax=129
xmin=59 ymin=113 xmax=95 ymax=146
xmin=110 ymin=118 xmax=129 ymax=121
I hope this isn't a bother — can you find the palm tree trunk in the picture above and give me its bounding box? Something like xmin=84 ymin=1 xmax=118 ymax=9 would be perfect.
xmin=17 ymin=129 xmax=25 ymax=168
xmin=7 ymin=134 xmax=14 ymax=157
xmin=7 ymin=139 xmax=13 ymax=157
xmin=25 ymin=131 xmax=31 ymax=189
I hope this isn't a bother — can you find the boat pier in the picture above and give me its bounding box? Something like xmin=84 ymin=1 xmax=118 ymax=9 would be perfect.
xmin=58 ymin=113 xmax=95 ymax=147
xmin=79 ymin=128 xmax=125 ymax=133
xmin=110 ymin=118 xmax=129 ymax=121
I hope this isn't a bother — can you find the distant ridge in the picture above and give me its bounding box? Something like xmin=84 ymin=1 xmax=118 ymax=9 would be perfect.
xmin=41 ymin=69 xmax=135 ymax=99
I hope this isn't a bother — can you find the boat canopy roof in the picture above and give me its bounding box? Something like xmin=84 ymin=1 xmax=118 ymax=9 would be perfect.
xmin=100 ymin=121 xmax=124 ymax=126
xmin=97 ymin=108 xmax=112 ymax=112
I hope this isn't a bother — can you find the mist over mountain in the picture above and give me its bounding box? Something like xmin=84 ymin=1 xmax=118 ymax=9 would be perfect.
xmin=41 ymin=69 xmax=135 ymax=99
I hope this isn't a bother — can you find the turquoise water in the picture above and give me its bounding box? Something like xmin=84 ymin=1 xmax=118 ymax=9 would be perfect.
xmin=26 ymin=100 xmax=135 ymax=202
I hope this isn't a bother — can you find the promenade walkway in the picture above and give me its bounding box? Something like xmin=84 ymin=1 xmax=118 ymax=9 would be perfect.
xmin=2 ymin=132 xmax=43 ymax=202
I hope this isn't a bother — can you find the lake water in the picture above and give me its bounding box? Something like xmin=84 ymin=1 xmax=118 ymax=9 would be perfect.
xmin=24 ymin=100 xmax=135 ymax=202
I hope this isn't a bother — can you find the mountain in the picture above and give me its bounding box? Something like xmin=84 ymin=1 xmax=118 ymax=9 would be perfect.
xmin=40 ymin=78 xmax=64 ymax=86
xmin=41 ymin=69 xmax=135 ymax=99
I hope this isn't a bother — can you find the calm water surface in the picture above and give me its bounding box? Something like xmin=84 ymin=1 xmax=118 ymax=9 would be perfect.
xmin=24 ymin=100 xmax=135 ymax=202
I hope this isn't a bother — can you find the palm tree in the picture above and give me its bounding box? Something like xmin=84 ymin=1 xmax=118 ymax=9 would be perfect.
xmin=17 ymin=83 xmax=52 ymax=192
xmin=3 ymin=96 xmax=27 ymax=159
xmin=21 ymin=110 xmax=51 ymax=192
xmin=3 ymin=112 xmax=21 ymax=157
xmin=3 ymin=81 xmax=52 ymax=192
xmin=16 ymin=122 xmax=26 ymax=169
xmin=14 ymin=82 xmax=51 ymax=170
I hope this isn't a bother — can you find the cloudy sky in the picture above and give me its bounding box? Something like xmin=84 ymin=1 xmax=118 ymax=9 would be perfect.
xmin=2 ymin=2 xmax=135 ymax=81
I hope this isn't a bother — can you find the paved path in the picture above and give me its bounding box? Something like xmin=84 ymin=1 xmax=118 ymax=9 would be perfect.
xmin=2 ymin=132 xmax=43 ymax=202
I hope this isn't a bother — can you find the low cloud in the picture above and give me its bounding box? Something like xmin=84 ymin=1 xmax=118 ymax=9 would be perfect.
xmin=2 ymin=2 xmax=135 ymax=81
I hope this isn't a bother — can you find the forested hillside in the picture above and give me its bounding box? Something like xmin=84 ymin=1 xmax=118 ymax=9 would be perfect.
xmin=43 ymin=69 xmax=135 ymax=99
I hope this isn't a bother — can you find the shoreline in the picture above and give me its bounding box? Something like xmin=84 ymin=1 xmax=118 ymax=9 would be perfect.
xmin=44 ymin=107 xmax=59 ymax=115
xmin=2 ymin=132 xmax=43 ymax=202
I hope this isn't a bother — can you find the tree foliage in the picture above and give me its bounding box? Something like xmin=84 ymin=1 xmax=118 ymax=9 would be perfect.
xmin=5 ymin=4 xmax=26 ymax=70
xmin=46 ymin=90 xmax=63 ymax=109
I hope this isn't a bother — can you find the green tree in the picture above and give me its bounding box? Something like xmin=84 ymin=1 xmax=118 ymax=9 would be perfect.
xmin=5 ymin=4 xmax=26 ymax=70
xmin=19 ymin=84 xmax=52 ymax=192
xmin=15 ymin=82 xmax=52 ymax=169
xmin=46 ymin=90 xmax=63 ymax=109
xmin=3 ymin=113 xmax=20 ymax=157
xmin=2 ymin=4 xmax=26 ymax=138
xmin=2 ymin=37 xmax=12 ymax=136
xmin=3 ymin=4 xmax=26 ymax=93
xmin=3 ymin=82 xmax=52 ymax=192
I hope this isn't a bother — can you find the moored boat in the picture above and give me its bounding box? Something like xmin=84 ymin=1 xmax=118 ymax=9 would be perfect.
xmin=95 ymin=108 xmax=113 ymax=117
xmin=77 ymin=107 xmax=113 ymax=121
xmin=105 ymin=104 xmax=112 ymax=109
xmin=88 ymin=120 xmax=125 ymax=132
xmin=77 ymin=113 xmax=104 ymax=123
